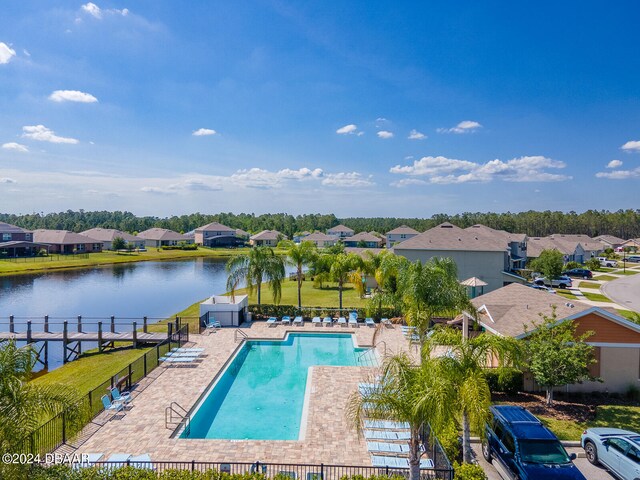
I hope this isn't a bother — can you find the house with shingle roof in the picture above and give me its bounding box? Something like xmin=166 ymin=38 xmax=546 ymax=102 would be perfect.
xmin=194 ymin=222 xmax=245 ymax=248
xmin=327 ymin=224 xmax=354 ymax=238
xmin=527 ymin=234 xmax=604 ymax=264
xmin=0 ymin=222 xmax=49 ymax=257
xmin=32 ymin=230 xmax=103 ymax=254
xmin=137 ymin=228 xmax=193 ymax=248
xmin=465 ymin=224 xmax=528 ymax=270
xmin=344 ymin=231 xmax=383 ymax=248
xmin=620 ymin=238 xmax=640 ymax=252
xmin=302 ymin=232 xmax=338 ymax=248
xmin=593 ymin=234 xmax=626 ymax=250
xmin=393 ymin=222 xmax=526 ymax=293
xmin=249 ymin=230 xmax=283 ymax=247
xmin=80 ymin=228 xmax=145 ymax=250
xmin=460 ymin=283 xmax=640 ymax=393
xmin=385 ymin=225 xmax=419 ymax=248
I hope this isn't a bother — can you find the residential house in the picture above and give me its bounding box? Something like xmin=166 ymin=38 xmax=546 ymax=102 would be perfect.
xmin=393 ymin=222 xmax=526 ymax=293
xmin=527 ymin=235 xmax=603 ymax=264
xmin=249 ymin=230 xmax=283 ymax=247
xmin=465 ymin=224 xmax=528 ymax=270
xmin=0 ymin=222 xmax=47 ymax=257
xmin=235 ymin=229 xmax=250 ymax=240
xmin=327 ymin=224 xmax=354 ymax=238
xmin=137 ymin=228 xmax=193 ymax=248
xmin=620 ymin=238 xmax=640 ymax=252
xmin=549 ymin=234 xmax=604 ymax=260
xmin=80 ymin=228 xmax=145 ymax=250
xmin=303 ymin=232 xmax=338 ymax=248
xmin=461 ymin=283 xmax=640 ymax=393
xmin=194 ymin=222 xmax=245 ymax=247
xmin=344 ymin=231 xmax=384 ymax=248
xmin=32 ymin=230 xmax=103 ymax=254
xmin=594 ymin=234 xmax=626 ymax=250
xmin=385 ymin=225 xmax=419 ymax=248
xmin=293 ymin=231 xmax=311 ymax=243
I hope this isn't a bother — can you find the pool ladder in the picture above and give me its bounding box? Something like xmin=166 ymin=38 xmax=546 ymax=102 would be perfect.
xmin=234 ymin=329 xmax=248 ymax=343
xmin=165 ymin=401 xmax=191 ymax=436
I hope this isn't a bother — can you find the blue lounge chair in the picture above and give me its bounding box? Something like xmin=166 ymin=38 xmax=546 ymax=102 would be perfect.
xmin=266 ymin=317 xmax=277 ymax=327
xmin=365 ymin=317 xmax=375 ymax=327
xmin=110 ymin=387 xmax=132 ymax=405
xmin=164 ymin=351 xmax=202 ymax=358
xmin=364 ymin=420 xmax=410 ymax=430
xmin=293 ymin=316 xmax=304 ymax=325
xmin=172 ymin=347 xmax=205 ymax=352
xmin=323 ymin=316 xmax=333 ymax=326
xmin=337 ymin=317 xmax=347 ymax=326
xmin=371 ymin=455 xmax=408 ymax=468
xmin=367 ymin=442 xmax=409 ymax=454
xmin=348 ymin=312 xmax=358 ymax=327
xmin=312 ymin=316 xmax=322 ymax=326
xmin=101 ymin=395 xmax=123 ymax=415
xmin=364 ymin=430 xmax=396 ymax=440
xmin=204 ymin=317 xmax=221 ymax=331
xmin=282 ymin=316 xmax=291 ymax=325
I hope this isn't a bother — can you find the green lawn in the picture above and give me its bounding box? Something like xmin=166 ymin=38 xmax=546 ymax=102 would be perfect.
xmin=239 ymin=279 xmax=368 ymax=308
xmin=146 ymin=297 xmax=207 ymax=334
xmin=612 ymin=269 xmax=640 ymax=276
xmin=540 ymin=405 xmax=640 ymax=441
xmin=616 ymin=310 xmax=640 ymax=323
xmin=577 ymin=281 xmax=601 ymax=290
xmin=580 ymin=291 xmax=613 ymax=302
xmin=596 ymin=267 xmax=616 ymax=272
xmin=593 ymin=274 xmax=617 ymax=281
xmin=556 ymin=290 xmax=578 ymax=300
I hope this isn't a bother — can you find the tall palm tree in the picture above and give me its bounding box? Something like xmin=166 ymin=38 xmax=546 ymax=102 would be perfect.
xmin=0 ymin=341 xmax=84 ymax=476
xmin=423 ymin=327 xmax=523 ymax=463
xmin=329 ymin=252 xmax=360 ymax=311
xmin=226 ymin=246 xmax=286 ymax=305
xmin=286 ymin=241 xmax=317 ymax=309
xmin=346 ymin=353 xmax=456 ymax=480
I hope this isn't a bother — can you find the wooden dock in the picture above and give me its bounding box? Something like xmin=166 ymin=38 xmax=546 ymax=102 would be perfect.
xmin=0 ymin=331 xmax=166 ymax=343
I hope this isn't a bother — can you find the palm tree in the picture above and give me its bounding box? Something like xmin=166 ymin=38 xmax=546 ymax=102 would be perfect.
xmin=226 ymin=246 xmax=286 ymax=305
xmin=286 ymin=241 xmax=317 ymax=309
xmin=423 ymin=327 xmax=523 ymax=463
xmin=346 ymin=353 xmax=456 ymax=480
xmin=329 ymin=252 xmax=360 ymax=311
xmin=0 ymin=341 xmax=84 ymax=476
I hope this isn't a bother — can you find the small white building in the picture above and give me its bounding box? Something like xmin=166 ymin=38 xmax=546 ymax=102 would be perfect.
xmin=199 ymin=294 xmax=249 ymax=327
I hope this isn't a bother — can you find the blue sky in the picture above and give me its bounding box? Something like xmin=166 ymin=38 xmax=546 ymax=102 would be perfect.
xmin=1 ymin=1 xmax=639 ymax=217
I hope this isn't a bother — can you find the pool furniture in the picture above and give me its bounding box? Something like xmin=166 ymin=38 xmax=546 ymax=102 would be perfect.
xmin=172 ymin=347 xmax=205 ymax=353
xmin=73 ymin=453 xmax=103 ymax=469
xmin=164 ymin=351 xmax=202 ymax=358
xmin=251 ymin=463 xmax=268 ymax=474
xmin=337 ymin=317 xmax=347 ymax=326
xmin=381 ymin=318 xmax=392 ymax=327
xmin=293 ymin=316 xmax=303 ymax=325
xmin=282 ymin=316 xmax=291 ymax=325
xmin=322 ymin=316 xmax=333 ymax=326
xmin=365 ymin=430 xmax=411 ymax=440
xmin=106 ymin=453 xmax=132 ymax=467
xmin=204 ymin=317 xmax=221 ymax=332
xmin=371 ymin=455 xmax=408 ymax=468
xmin=358 ymin=383 xmax=380 ymax=395
xmin=110 ymin=387 xmax=132 ymax=405
xmin=129 ymin=454 xmax=153 ymax=469
xmin=101 ymin=395 xmax=123 ymax=415
xmin=365 ymin=317 xmax=375 ymax=327
xmin=367 ymin=442 xmax=410 ymax=453
xmin=348 ymin=312 xmax=358 ymax=327
xmin=364 ymin=420 xmax=410 ymax=429
xmin=266 ymin=317 xmax=277 ymax=327
xmin=312 ymin=316 xmax=322 ymax=326
xmin=159 ymin=356 xmax=201 ymax=366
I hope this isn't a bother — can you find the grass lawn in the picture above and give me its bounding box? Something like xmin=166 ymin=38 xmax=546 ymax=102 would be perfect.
xmin=0 ymin=247 xmax=287 ymax=277
xmin=612 ymin=269 xmax=640 ymax=275
xmin=581 ymin=291 xmax=613 ymax=302
xmin=615 ymin=310 xmax=640 ymax=323
xmin=146 ymin=297 xmax=207 ymax=334
xmin=540 ymin=405 xmax=640 ymax=441
xmin=593 ymin=274 xmax=618 ymax=281
xmin=242 ymin=279 xmax=367 ymax=307
xmin=556 ymin=290 xmax=578 ymax=300
xmin=577 ymin=281 xmax=601 ymax=290
xmin=596 ymin=267 xmax=616 ymax=272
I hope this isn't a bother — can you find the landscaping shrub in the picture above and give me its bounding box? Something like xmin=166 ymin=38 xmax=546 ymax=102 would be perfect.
xmin=585 ymin=258 xmax=601 ymax=271
xmin=249 ymin=304 xmax=397 ymax=320
xmin=563 ymin=261 xmax=581 ymax=270
xmin=484 ymin=367 xmax=523 ymax=395
xmin=453 ymin=463 xmax=487 ymax=480
xmin=161 ymin=245 xmax=198 ymax=251
xmin=437 ymin=422 xmax=462 ymax=463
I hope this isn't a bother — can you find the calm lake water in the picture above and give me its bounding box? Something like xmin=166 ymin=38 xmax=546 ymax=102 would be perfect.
xmin=0 ymin=258 xmax=293 ymax=371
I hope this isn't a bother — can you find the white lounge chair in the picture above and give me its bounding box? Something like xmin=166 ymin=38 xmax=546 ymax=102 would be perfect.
xmin=129 ymin=454 xmax=153 ymax=469
xmin=323 ymin=316 xmax=333 ymax=326
xmin=371 ymin=455 xmax=408 ymax=468
xmin=365 ymin=420 xmax=410 ymax=430
xmin=381 ymin=318 xmax=392 ymax=327
xmin=365 ymin=317 xmax=375 ymax=327
xmin=105 ymin=453 xmax=131 ymax=468
xmin=364 ymin=430 xmax=396 ymax=440
xmin=312 ymin=316 xmax=322 ymax=326
xmin=281 ymin=316 xmax=291 ymax=325
xmin=348 ymin=314 xmax=358 ymax=327
xmin=293 ymin=316 xmax=304 ymax=325
xmin=266 ymin=317 xmax=277 ymax=327
xmin=338 ymin=317 xmax=347 ymax=326
xmin=367 ymin=442 xmax=409 ymax=454
xmin=172 ymin=347 xmax=205 ymax=353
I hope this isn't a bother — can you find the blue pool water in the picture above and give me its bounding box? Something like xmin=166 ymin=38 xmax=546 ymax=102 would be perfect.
xmin=183 ymin=333 xmax=375 ymax=440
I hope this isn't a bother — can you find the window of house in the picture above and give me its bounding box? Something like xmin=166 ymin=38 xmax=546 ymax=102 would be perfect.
xmin=93 ymin=244 xmax=100 ymax=251
xmin=76 ymin=244 xmax=85 ymax=252
xmin=400 ymin=234 xmax=406 ymax=239
xmin=2 ymin=233 xmax=10 ymax=241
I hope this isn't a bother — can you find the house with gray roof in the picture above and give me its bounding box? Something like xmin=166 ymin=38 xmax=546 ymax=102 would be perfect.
xmin=249 ymin=230 xmax=283 ymax=247
xmin=344 ymin=231 xmax=383 ymax=248
xmin=385 ymin=225 xmax=419 ymax=248
xmin=593 ymin=234 xmax=626 ymax=250
xmin=137 ymin=228 xmax=193 ymax=248
xmin=303 ymin=232 xmax=338 ymax=248
xmin=327 ymin=224 xmax=354 ymax=238
xmin=32 ymin=230 xmax=103 ymax=254
xmin=465 ymin=224 xmax=528 ymax=270
xmin=194 ymin=222 xmax=245 ymax=248
xmin=527 ymin=234 xmax=603 ymax=264
xmin=0 ymin=222 xmax=48 ymax=257
xmin=80 ymin=228 xmax=145 ymax=250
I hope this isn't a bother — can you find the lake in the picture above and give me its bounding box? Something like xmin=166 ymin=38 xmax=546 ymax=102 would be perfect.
xmin=0 ymin=258 xmax=293 ymax=370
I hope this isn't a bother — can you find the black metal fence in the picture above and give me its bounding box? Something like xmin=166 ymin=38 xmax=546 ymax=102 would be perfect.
xmin=19 ymin=323 xmax=190 ymax=456
xmin=420 ymin=424 xmax=452 ymax=474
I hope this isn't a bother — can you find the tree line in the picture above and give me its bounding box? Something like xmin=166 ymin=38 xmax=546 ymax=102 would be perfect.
xmin=1 ymin=208 xmax=639 ymax=238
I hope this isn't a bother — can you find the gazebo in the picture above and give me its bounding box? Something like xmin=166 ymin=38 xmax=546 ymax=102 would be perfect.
xmin=460 ymin=276 xmax=488 ymax=298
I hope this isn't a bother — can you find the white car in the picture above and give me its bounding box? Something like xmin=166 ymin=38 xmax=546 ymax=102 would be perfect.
xmin=597 ymin=257 xmax=619 ymax=268
xmin=582 ymin=428 xmax=640 ymax=480
xmin=533 ymin=275 xmax=573 ymax=289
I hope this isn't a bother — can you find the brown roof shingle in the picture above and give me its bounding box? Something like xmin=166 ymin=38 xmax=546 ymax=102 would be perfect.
xmin=394 ymin=222 xmax=509 ymax=252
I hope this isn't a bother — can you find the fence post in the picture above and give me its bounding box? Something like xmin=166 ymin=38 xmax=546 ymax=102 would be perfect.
xmin=62 ymin=410 xmax=67 ymax=444
xmin=143 ymin=316 xmax=148 ymax=333
xmin=77 ymin=315 xmax=82 ymax=333
xmin=9 ymin=315 xmax=14 ymax=333
xmin=143 ymin=352 xmax=147 ymax=377
xmin=27 ymin=321 xmax=32 ymax=344
xmin=320 ymin=463 xmax=324 ymax=480
xmin=132 ymin=322 xmax=137 ymax=348
xmin=128 ymin=364 xmax=132 ymax=389
xmin=111 ymin=315 xmax=115 ymax=333
xmin=44 ymin=315 xmax=49 ymax=333
xmin=98 ymin=322 xmax=103 ymax=352
xmin=192 ymin=460 xmax=195 ymax=471
xmin=63 ymin=321 xmax=68 ymax=363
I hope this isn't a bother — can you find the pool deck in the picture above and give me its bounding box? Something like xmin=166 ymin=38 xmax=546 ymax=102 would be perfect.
xmin=72 ymin=322 xmax=417 ymax=465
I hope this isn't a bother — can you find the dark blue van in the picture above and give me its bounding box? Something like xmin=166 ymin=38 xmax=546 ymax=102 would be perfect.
xmin=482 ymin=405 xmax=586 ymax=479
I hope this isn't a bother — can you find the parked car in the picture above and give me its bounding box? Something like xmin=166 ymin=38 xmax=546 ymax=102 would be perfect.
xmin=562 ymin=268 xmax=593 ymax=279
xmin=527 ymin=284 xmax=557 ymax=294
xmin=624 ymin=255 xmax=640 ymax=263
xmin=597 ymin=257 xmax=619 ymax=268
xmin=581 ymin=428 xmax=640 ymax=479
xmin=534 ymin=275 xmax=573 ymax=289
xmin=482 ymin=405 xmax=585 ymax=479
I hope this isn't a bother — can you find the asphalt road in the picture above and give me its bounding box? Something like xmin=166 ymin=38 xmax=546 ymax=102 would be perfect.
xmin=601 ymin=268 xmax=640 ymax=313
xmin=470 ymin=443 xmax=615 ymax=480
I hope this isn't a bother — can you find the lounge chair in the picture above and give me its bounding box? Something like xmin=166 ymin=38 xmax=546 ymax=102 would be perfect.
xmin=293 ymin=316 xmax=304 ymax=325
xmin=371 ymin=455 xmax=408 ymax=468
xmin=323 ymin=316 xmax=333 ymax=326
xmin=172 ymin=347 xmax=205 ymax=353
xmin=365 ymin=317 xmax=375 ymax=327
xmin=101 ymin=395 xmax=123 ymax=415
xmin=204 ymin=317 xmax=221 ymax=331
xmin=129 ymin=454 xmax=153 ymax=469
xmin=364 ymin=430 xmax=396 ymax=440
xmin=105 ymin=453 xmax=131 ymax=468
xmin=312 ymin=316 xmax=322 ymax=326
xmin=337 ymin=317 xmax=347 ymax=326
xmin=358 ymin=383 xmax=379 ymax=395
xmin=110 ymin=387 xmax=132 ymax=405
xmin=381 ymin=318 xmax=392 ymax=327
xmin=73 ymin=453 xmax=103 ymax=469
xmin=367 ymin=442 xmax=409 ymax=454
xmin=364 ymin=420 xmax=410 ymax=430
xmin=348 ymin=313 xmax=358 ymax=327
xmin=282 ymin=316 xmax=291 ymax=325
xmin=266 ymin=317 xmax=277 ymax=327
xmin=164 ymin=351 xmax=202 ymax=358
xmin=159 ymin=356 xmax=201 ymax=365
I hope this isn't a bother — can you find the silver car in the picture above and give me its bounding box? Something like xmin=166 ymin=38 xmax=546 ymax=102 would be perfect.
xmin=581 ymin=428 xmax=640 ymax=479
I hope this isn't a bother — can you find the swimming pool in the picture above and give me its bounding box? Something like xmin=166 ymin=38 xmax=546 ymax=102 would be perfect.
xmin=182 ymin=333 xmax=376 ymax=440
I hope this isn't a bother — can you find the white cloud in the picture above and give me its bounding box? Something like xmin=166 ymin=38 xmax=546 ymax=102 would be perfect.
xmin=192 ymin=128 xmax=217 ymax=136
xmin=229 ymin=167 xmax=323 ymax=189
xmin=0 ymin=177 xmax=17 ymax=184
xmin=391 ymin=155 xmax=570 ymax=184
xmin=596 ymin=167 xmax=640 ymax=180
xmin=336 ymin=124 xmax=359 ymax=135
xmin=2 ymin=142 xmax=29 ymax=152
xmin=22 ymin=125 xmax=79 ymax=144
xmin=437 ymin=120 xmax=482 ymax=134
xmin=408 ymin=129 xmax=426 ymax=140
xmin=377 ymin=130 xmax=394 ymax=139
xmin=621 ymin=140 xmax=640 ymax=152
xmin=49 ymin=90 xmax=98 ymax=103
xmin=390 ymin=178 xmax=428 ymax=188
xmin=81 ymin=2 xmax=102 ymax=18
xmin=607 ymin=160 xmax=623 ymax=169
xmin=0 ymin=42 xmax=16 ymax=64
xmin=321 ymin=172 xmax=374 ymax=187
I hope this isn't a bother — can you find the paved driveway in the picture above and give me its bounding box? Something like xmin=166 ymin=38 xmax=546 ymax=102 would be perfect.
xmin=601 ymin=269 xmax=640 ymax=313
xmin=470 ymin=443 xmax=615 ymax=480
